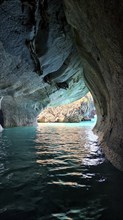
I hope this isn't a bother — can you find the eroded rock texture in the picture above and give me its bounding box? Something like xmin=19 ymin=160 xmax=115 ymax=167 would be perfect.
xmin=0 ymin=0 xmax=88 ymax=126
xmin=64 ymin=0 xmax=123 ymax=170
xmin=0 ymin=0 xmax=123 ymax=170
xmin=38 ymin=93 xmax=95 ymax=123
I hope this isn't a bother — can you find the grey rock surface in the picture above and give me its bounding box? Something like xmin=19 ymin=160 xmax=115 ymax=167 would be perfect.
xmin=0 ymin=0 xmax=88 ymax=127
xmin=64 ymin=0 xmax=123 ymax=170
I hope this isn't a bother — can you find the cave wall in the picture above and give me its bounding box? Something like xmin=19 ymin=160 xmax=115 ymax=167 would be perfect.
xmin=0 ymin=0 xmax=88 ymax=127
xmin=64 ymin=0 xmax=123 ymax=170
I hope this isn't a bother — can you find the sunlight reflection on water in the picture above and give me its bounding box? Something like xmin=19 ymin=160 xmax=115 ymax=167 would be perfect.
xmin=0 ymin=118 xmax=123 ymax=220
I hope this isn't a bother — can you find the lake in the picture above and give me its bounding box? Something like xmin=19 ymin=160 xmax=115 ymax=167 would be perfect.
xmin=0 ymin=120 xmax=123 ymax=220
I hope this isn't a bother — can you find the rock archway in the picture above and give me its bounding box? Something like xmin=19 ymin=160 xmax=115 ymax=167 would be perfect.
xmin=0 ymin=0 xmax=123 ymax=170
xmin=64 ymin=0 xmax=123 ymax=170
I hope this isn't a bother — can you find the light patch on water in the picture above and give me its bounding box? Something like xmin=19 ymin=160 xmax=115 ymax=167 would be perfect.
xmin=37 ymin=117 xmax=97 ymax=129
xmin=1 ymin=117 xmax=123 ymax=220
xmin=48 ymin=180 xmax=87 ymax=188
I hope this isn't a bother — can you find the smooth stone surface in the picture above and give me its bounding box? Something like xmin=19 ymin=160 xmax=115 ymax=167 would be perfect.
xmin=0 ymin=0 xmax=88 ymax=127
xmin=64 ymin=0 xmax=123 ymax=170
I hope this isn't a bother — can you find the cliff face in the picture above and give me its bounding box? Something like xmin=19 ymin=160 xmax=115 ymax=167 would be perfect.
xmin=38 ymin=93 xmax=95 ymax=123
xmin=0 ymin=0 xmax=123 ymax=170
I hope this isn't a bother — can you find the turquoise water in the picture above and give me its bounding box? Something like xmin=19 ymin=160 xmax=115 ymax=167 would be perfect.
xmin=0 ymin=120 xmax=123 ymax=220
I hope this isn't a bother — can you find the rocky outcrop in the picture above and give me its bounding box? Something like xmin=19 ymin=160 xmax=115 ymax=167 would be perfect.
xmin=38 ymin=93 xmax=95 ymax=123
xmin=0 ymin=0 xmax=88 ymax=127
xmin=64 ymin=0 xmax=123 ymax=170
xmin=0 ymin=0 xmax=123 ymax=170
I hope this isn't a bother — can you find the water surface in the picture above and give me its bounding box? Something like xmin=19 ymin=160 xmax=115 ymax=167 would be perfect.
xmin=0 ymin=120 xmax=123 ymax=220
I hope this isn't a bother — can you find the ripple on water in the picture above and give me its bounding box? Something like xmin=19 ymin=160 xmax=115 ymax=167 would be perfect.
xmin=0 ymin=122 xmax=123 ymax=219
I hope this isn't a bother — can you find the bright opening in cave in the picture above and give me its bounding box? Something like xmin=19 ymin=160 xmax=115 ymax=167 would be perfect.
xmin=37 ymin=92 xmax=96 ymax=124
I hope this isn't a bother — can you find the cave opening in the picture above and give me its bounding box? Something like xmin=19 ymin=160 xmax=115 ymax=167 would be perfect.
xmin=37 ymin=92 xmax=97 ymax=124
